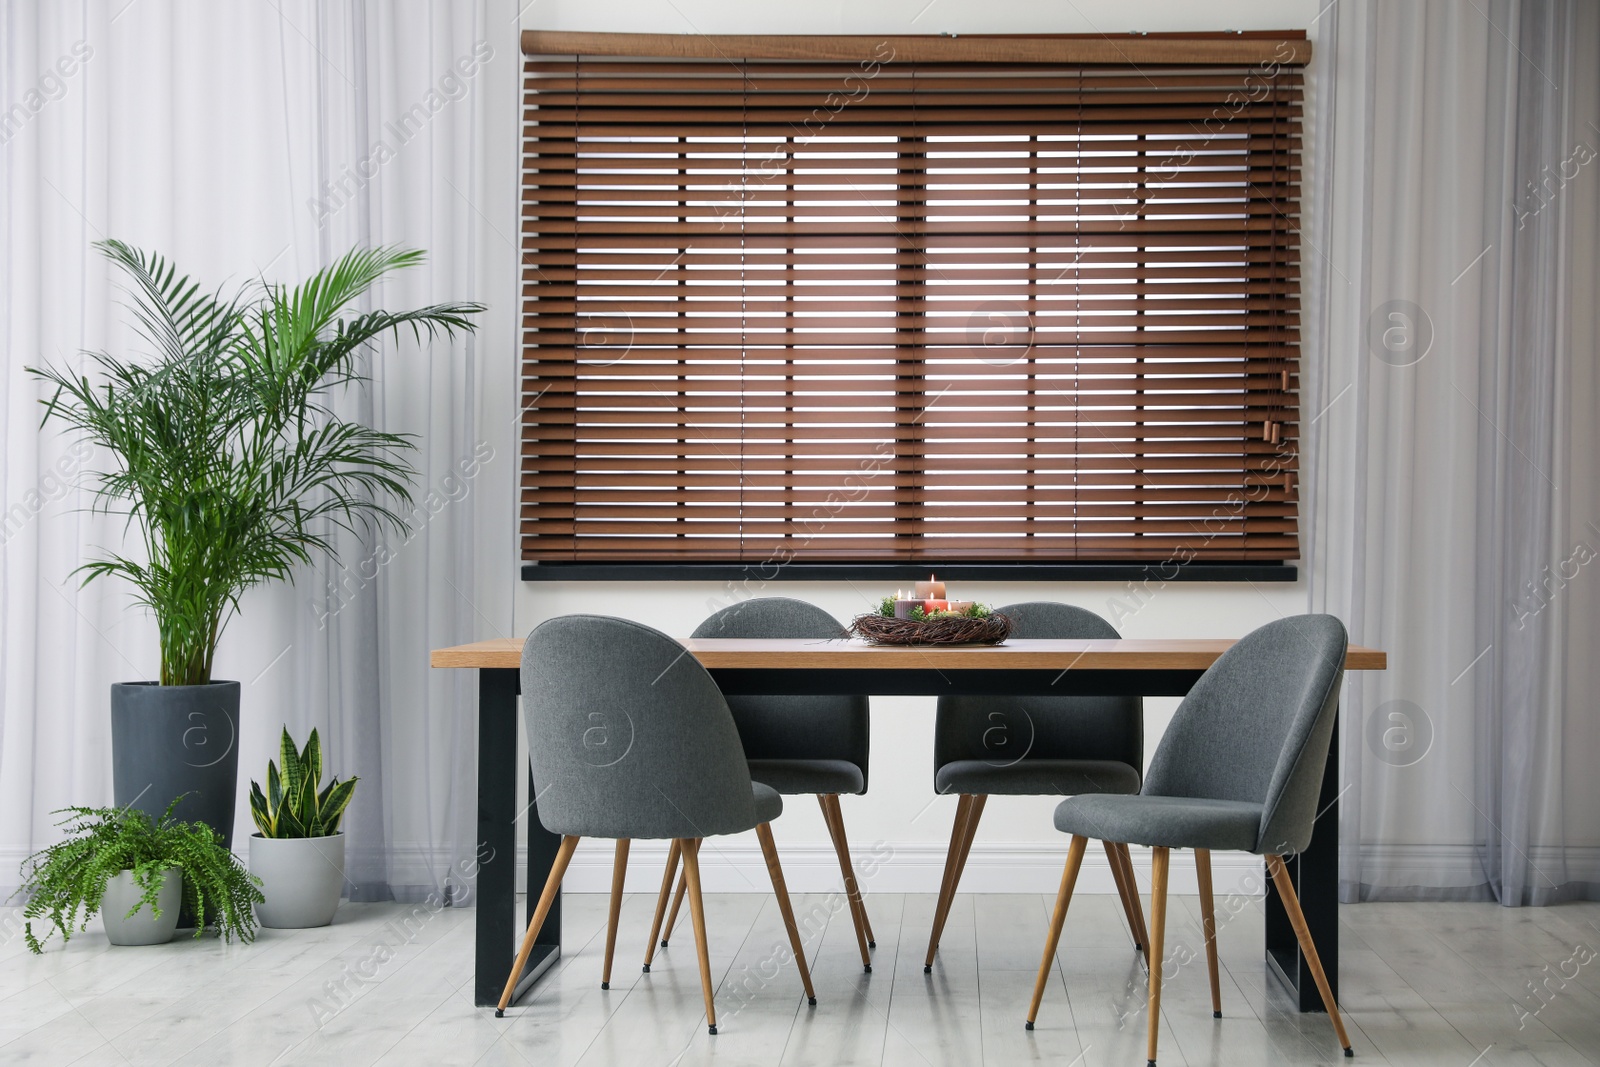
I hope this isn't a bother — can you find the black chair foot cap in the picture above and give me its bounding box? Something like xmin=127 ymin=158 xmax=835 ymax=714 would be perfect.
xmin=923 ymin=964 xmax=932 ymax=974
xmin=808 ymin=996 xmax=817 ymax=1006
xmin=642 ymin=964 xmax=650 ymax=973
xmin=1024 ymin=1021 xmax=1034 ymax=1031
xmin=863 ymin=964 xmax=872 ymax=973
xmin=1148 ymin=1060 xmax=1157 ymax=1067
xmin=708 ymin=1025 xmax=718 ymax=1035
xmin=601 ymin=981 xmax=609 ymax=989
xmin=660 ymin=939 xmax=669 ymax=947
xmin=494 ymin=1009 xmax=504 ymax=1019
xmin=1344 ymin=1049 xmax=1354 ymax=1058
xmin=1213 ymin=1010 xmax=1222 ymax=1019
xmin=1134 ymin=943 xmax=1142 ymax=951
xmin=868 ymin=940 xmax=877 ymax=948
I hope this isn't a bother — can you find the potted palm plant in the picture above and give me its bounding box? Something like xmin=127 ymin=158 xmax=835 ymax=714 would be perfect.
xmin=248 ymin=727 xmax=356 ymax=928
xmin=15 ymin=798 xmax=263 ymax=951
xmin=29 ymin=242 xmax=480 ymax=847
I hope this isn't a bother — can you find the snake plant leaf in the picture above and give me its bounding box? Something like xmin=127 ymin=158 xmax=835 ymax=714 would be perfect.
xmin=248 ymin=780 xmax=274 ymax=837
xmin=279 ymin=726 xmax=305 ymax=805
xmin=266 ymin=759 xmax=282 ymax=817
xmin=302 ymin=728 xmax=322 ymax=788
xmin=313 ymin=779 xmax=336 ymax=834
xmin=275 ymin=799 xmax=308 ymax=839
xmin=318 ymin=778 xmax=359 ymax=834
xmin=297 ymin=772 xmax=319 ymax=834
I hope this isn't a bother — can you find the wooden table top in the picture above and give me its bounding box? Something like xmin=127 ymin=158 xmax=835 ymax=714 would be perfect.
xmin=431 ymin=636 xmax=1387 ymax=672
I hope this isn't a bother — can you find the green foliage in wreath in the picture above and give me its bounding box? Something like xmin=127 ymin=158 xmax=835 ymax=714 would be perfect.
xmin=875 ymin=596 xmax=994 ymax=621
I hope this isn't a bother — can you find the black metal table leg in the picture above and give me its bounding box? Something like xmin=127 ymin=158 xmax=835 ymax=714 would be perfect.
xmin=475 ymin=666 xmax=561 ymax=1007
xmin=528 ymin=766 xmax=563 ymax=944
xmin=1264 ymin=709 xmax=1340 ymax=1011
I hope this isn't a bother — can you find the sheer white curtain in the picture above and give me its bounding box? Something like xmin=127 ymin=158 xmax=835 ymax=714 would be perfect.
xmin=1306 ymin=0 xmax=1600 ymax=904
xmin=0 ymin=1 xmax=518 ymax=902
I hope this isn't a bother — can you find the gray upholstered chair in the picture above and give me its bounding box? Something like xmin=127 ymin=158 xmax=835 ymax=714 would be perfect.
xmin=646 ymin=598 xmax=877 ymax=973
xmin=1025 ymin=614 xmax=1353 ymax=1065
xmin=498 ymin=614 xmax=815 ymax=1033
xmin=924 ymin=602 xmax=1148 ymax=974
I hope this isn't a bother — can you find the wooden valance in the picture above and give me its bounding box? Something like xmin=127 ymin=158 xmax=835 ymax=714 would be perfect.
xmin=521 ymin=30 xmax=1311 ymax=67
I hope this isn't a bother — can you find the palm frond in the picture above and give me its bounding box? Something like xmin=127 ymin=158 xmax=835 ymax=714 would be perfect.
xmin=26 ymin=243 xmax=482 ymax=684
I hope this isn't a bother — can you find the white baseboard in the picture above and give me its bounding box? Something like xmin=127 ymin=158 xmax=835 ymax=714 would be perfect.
xmin=0 ymin=844 xmax=1271 ymax=905
xmin=544 ymin=840 xmax=1274 ymax=897
xmin=14 ymin=842 xmax=1586 ymax=905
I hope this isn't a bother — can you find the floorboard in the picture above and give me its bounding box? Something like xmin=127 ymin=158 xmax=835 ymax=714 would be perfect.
xmin=0 ymin=897 xmax=1593 ymax=1065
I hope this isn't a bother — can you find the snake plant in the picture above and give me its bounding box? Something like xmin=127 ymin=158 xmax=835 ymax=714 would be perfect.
xmin=249 ymin=727 xmax=358 ymax=838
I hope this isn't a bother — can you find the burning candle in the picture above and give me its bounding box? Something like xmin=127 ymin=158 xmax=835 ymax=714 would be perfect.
xmin=914 ymin=575 xmax=946 ymax=599
xmin=946 ymin=600 xmax=975 ymax=614
xmin=923 ymin=599 xmax=950 ymax=614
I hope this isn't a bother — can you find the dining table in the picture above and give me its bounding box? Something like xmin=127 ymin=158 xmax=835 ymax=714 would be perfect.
xmin=430 ymin=634 xmax=1387 ymax=1013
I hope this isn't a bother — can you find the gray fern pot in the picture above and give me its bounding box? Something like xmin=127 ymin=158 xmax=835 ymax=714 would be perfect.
xmin=101 ymin=867 xmax=182 ymax=946
xmin=250 ymin=832 xmax=345 ymax=928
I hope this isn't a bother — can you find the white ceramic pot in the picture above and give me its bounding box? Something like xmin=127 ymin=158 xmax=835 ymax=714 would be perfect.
xmin=249 ymin=832 xmax=345 ymax=928
xmin=102 ymin=867 xmax=182 ymax=946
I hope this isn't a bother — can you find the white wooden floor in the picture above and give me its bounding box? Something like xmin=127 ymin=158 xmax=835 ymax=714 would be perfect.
xmin=2 ymin=890 xmax=1597 ymax=1066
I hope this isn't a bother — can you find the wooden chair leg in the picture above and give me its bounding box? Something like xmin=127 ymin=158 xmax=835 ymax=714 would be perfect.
xmin=642 ymin=839 xmax=681 ymax=971
xmin=680 ymin=838 xmax=718 ymax=1034
xmin=1025 ymin=834 xmax=1088 ymax=1029
xmin=1267 ymin=854 xmax=1354 ymax=1056
xmin=756 ymin=822 xmax=817 ymax=1006
xmin=826 ymin=795 xmax=876 ymax=946
xmin=1115 ymin=842 xmax=1151 ymax=963
xmin=1105 ymin=838 xmax=1145 ymax=955
xmin=954 ymin=794 xmax=987 ymax=881
xmin=1194 ymin=848 xmax=1222 ymax=1018
xmin=662 ymin=868 xmax=688 ymax=946
xmin=601 ymin=839 xmax=629 ymax=988
xmin=496 ymin=834 xmax=579 ymax=1016
xmin=923 ymin=793 xmax=973 ymax=972
xmin=1146 ymin=846 xmax=1171 ymax=1067
xmin=925 ymin=793 xmax=987 ymax=972
xmin=818 ymin=794 xmax=872 ymax=971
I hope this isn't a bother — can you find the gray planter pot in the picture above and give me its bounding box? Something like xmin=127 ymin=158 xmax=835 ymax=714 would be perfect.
xmin=111 ymin=681 xmax=241 ymax=849
xmin=250 ymin=833 xmax=345 ymax=928
xmin=101 ymin=867 xmax=182 ymax=946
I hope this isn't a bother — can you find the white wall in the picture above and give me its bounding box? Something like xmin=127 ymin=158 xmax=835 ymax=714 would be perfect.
xmin=514 ymin=0 xmax=1325 ymax=896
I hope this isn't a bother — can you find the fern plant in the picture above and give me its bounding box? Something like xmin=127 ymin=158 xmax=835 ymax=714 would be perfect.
xmin=249 ymin=727 xmax=358 ymax=838
xmin=13 ymin=799 xmax=263 ymax=953
xmin=27 ymin=242 xmax=482 ymax=685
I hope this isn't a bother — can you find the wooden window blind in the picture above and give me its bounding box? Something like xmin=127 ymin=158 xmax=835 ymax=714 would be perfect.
xmin=520 ymin=33 xmax=1305 ymax=567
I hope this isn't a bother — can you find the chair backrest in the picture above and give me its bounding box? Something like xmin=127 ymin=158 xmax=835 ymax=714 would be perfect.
xmin=521 ymin=614 xmax=759 ymax=840
xmin=934 ymin=602 xmax=1143 ymax=776
xmin=692 ymin=598 xmax=870 ymax=787
xmin=1142 ymin=614 xmax=1348 ymax=855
